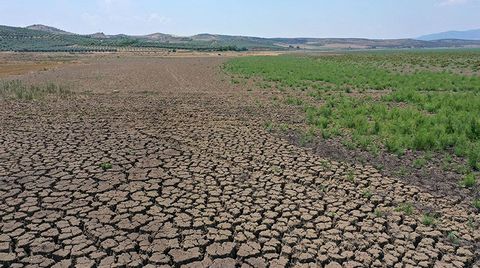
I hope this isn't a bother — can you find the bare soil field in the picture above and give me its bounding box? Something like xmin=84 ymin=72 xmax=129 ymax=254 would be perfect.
xmin=0 ymin=53 xmax=78 ymax=78
xmin=0 ymin=53 xmax=479 ymax=267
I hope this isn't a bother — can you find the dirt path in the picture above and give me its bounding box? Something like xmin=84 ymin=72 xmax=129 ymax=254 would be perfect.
xmin=0 ymin=55 xmax=478 ymax=267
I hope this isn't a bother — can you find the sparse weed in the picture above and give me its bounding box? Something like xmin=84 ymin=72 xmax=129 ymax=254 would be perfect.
xmin=327 ymin=211 xmax=337 ymax=218
xmin=395 ymin=166 xmax=408 ymax=177
xmin=346 ymin=170 xmax=355 ymax=182
xmin=342 ymin=140 xmax=356 ymax=150
xmin=299 ymin=128 xmax=315 ymax=146
xmin=362 ymin=189 xmax=373 ymax=198
xmin=413 ymin=157 xmax=427 ymax=169
xmin=271 ymin=166 xmax=282 ymax=174
xmin=374 ymin=209 xmax=383 ymax=218
xmin=100 ymin=162 xmax=113 ymax=171
xmin=317 ymin=184 xmax=326 ymax=192
xmin=421 ymin=214 xmax=437 ymax=226
xmin=447 ymin=231 xmax=459 ymax=244
xmin=264 ymin=121 xmax=275 ymax=132
xmin=279 ymin=123 xmax=290 ymax=132
xmin=473 ymin=199 xmax=480 ymax=210
xmin=395 ymin=203 xmax=414 ymax=215
xmin=467 ymin=217 xmax=477 ymax=229
xmin=374 ymin=163 xmax=385 ymax=171
xmin=285 ymin=96 xmax=304 ymax=106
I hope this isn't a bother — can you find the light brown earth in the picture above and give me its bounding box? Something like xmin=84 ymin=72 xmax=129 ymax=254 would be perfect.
xmin=0 ymin=53 xmax=479 ymax=267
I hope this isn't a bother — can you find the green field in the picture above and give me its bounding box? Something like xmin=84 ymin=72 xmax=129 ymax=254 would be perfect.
xmin=225 ymin=50 xmax=480 ymax=171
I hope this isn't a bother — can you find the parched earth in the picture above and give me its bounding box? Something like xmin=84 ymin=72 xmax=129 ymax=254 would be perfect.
xmin=0 ymin=54 xmax=479 ymax=268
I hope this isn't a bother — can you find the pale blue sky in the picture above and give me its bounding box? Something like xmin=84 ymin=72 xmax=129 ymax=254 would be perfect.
xmin=1 ymin=0 xmax=479 ymax=38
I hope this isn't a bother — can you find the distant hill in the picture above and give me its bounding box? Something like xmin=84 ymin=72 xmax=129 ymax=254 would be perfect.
xmin=88 ymin=32 xmax=109 ymax=39
xmin=142 ymin=33 xmax=176 ymax=41
xmin=25 ymin=24 xmax=74 ymax=35
xmin=2 ymin=24 xmax=480 ymax=52
xmin=418 ymin=29 xmax=480 ymax=41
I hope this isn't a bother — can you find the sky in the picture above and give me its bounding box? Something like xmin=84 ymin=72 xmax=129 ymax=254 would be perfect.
xmin=0 ymin=0 xmax=479 ymax=39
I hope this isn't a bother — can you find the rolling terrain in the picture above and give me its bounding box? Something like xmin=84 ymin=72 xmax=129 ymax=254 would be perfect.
xmin=2 ymin=24 xmax=480 ymax=52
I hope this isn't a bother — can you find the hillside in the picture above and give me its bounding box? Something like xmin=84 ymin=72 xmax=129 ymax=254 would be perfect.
xmin=2 ymin=24 xmax=480 ymax=52
xmin=418 ymin=29 xmax=480 ymax=41
xmin=0 ymin=25 xmax=248 ymax=52
xmin=25 ymin=24 xmax=74 ymax=35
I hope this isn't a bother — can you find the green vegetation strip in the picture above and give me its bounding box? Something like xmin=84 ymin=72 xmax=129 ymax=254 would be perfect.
xmin=225 ymin=52 xmax=480 ymax=171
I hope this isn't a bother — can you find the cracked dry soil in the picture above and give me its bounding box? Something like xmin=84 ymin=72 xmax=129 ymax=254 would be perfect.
xmin=0 ymin=55 xmax=479 ymax=268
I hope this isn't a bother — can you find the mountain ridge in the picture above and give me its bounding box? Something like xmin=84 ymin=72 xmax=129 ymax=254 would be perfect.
xmin=2 ymin=24 xmax=480 ymax=52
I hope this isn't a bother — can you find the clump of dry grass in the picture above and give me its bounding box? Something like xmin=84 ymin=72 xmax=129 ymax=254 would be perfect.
xmin=0 ymin=80 xmax=71 ymax=100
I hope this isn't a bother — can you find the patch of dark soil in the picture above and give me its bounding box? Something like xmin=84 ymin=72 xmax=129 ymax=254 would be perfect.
xmin=282 ymin=130 xmax=479 ymax=204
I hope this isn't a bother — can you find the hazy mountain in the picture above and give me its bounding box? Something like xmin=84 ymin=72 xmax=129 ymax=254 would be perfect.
xmin=418 ymin=29 xmax=480 ymax=41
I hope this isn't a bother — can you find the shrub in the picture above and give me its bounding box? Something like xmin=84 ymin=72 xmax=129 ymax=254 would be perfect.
xmin=100 ymin=162 xmax=113 ymax=171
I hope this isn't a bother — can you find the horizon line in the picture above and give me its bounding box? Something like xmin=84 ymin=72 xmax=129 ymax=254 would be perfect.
xmin=3 ymin=23 xmax=479 ymax=40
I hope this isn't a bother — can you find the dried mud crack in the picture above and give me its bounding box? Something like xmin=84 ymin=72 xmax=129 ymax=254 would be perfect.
xmin=0 ymin=55 xmax=479 ymax=267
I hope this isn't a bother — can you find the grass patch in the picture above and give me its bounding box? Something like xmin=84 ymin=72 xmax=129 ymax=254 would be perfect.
xmin=413 ymin=157 xmax=428 ymax=169
xmin=285 ymin=96 xmax=304 ymax=106
xmin=0 ymin=80 xmax=71 ymax=100
xmin=460 ymin=173 xmax=477 ymax=188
